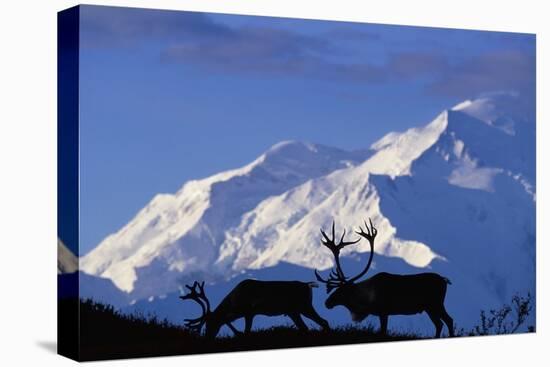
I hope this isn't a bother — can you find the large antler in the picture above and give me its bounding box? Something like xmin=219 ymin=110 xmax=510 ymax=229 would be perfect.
xmin=179 ymin=281 xmax=211 ymax=333
xmin=314 ymin=221 xmax=360 ymax=293
xmin=348 ymin=218 xmax=377 ymax=283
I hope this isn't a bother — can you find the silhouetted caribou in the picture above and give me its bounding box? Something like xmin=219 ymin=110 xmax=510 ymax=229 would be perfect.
xmin=179 ymin=279 xmax=329 ymax=337
xmin=315 ymin=219 xmax=454 ymax=338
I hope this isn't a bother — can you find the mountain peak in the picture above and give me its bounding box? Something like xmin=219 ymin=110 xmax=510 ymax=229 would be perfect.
xmin=365 ymin=110 xmax=448 ymax=177
xmin=263 ymin=140 xmax=360 ymax=161
xmin=265 ymin=140 xmax=312 ymax=154
xmin=261 ymin=140 xmax=322 ymax=167
xmin=451 ymin=92 xmax=533 ymax=132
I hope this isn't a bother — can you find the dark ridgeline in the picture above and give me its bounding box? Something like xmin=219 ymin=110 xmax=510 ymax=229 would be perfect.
xmin=74 ymin=290 xmax=532 ymax=361
xmin=179 ymin=279 xmax=329 ymax=337
xmin=315 ymin=219 xmax=454 ymax=338
xmin=76 ymin=298 xmax=418 ymax=361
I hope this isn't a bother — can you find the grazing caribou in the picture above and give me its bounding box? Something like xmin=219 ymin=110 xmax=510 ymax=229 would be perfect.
xmin=315 ymin=219 xmax=454 ymax=338
xmin=179 ymin=279 xmax=329 ymax=338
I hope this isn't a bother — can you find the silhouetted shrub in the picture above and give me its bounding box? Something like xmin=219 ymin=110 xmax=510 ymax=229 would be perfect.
xmin=457 ymin=293 xmax=534 ymax=336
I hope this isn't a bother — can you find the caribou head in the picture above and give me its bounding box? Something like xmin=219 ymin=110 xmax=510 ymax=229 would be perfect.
xmin=315 ymin=219 xmax=377 ymax=313
xmin=178 ymin=281 xmax=225 ymax=338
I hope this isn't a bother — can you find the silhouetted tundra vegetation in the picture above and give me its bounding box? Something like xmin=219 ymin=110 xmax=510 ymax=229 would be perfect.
xmin=457 ymin=293 xmax=534 ymax=336
xmin=59 ymin=294 xmax=534 ymax=361
xmin=65 ymin=298 xmax=416 ymax=361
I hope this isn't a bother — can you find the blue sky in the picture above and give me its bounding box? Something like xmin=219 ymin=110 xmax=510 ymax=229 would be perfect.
xmin=77 ymin=5 xmax=535 ymax=255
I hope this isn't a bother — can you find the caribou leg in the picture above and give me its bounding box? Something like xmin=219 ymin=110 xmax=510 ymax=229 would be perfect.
xmin=244 ymin=315 xmax=254 ymax=333
xmin=379 ymin=315 xmax=388 ymax=335
xmin=225 ymin=322 xmax=242 ymax=336
xmin=440 ymin=308 xmax=454 ymax=337
xmin=427 ymin=311 xmax=443 ymax=338
xmin=289 ymin=313 xmax=308 ymax=331
xmin=301 ymin=306 xmax=330 ymax=330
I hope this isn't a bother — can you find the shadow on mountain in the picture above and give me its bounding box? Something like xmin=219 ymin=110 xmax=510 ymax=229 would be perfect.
xmin=370 ymin=154 xmax=535 ymax=307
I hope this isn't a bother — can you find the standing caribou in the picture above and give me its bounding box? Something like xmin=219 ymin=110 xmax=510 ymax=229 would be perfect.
xmin=315 ymin=219 xmax=454 ymax=338
xmin=179 ymin=279 xmax=329 ymax=338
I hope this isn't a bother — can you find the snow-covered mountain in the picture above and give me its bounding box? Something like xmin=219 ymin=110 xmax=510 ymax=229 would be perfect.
xmin=81 ymin=142 xmax=371 ymax=296
xmin=58 ymin=238 xmax=78 ymax=274
xmin=81 ymin=93 xmax=535 ymax=331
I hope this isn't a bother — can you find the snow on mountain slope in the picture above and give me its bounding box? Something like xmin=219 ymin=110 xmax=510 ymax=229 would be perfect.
xmin=81 ymin=93 xmax=535 ymax=331
xmin=81 ymin=142 xmax=371 ymax=296
xmin=215 ymin=162 xmax=444 ymax=274
xmin=366 ymin=110 xmax=448 ymax=177
xmin=58 ymin=238 xmax=78 ymax=274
